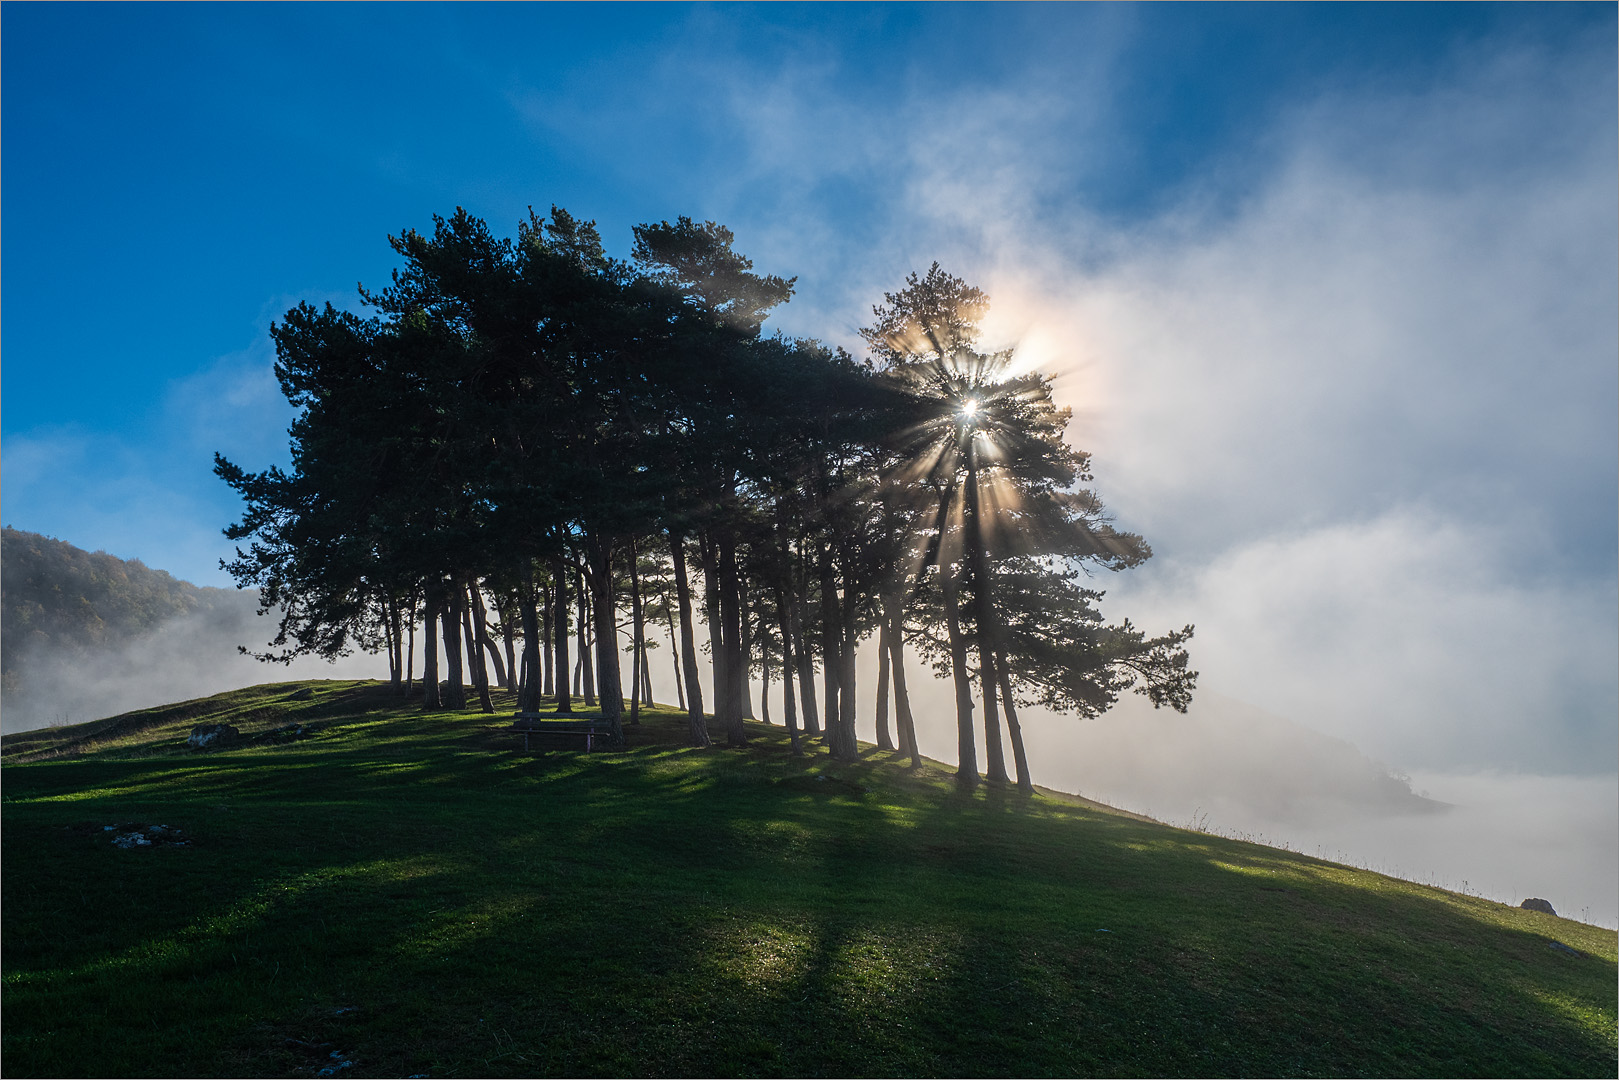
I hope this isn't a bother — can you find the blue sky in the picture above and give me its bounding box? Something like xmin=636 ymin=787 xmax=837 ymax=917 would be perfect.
xmin=7 ymin=3 xmax=1604 ymax=439
xmin=4 ymin=3 xmax=1616 ymax=780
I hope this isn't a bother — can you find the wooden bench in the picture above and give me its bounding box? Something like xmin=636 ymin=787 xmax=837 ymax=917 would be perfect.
xmin=511 ymin=714 xmax=612 ymax=751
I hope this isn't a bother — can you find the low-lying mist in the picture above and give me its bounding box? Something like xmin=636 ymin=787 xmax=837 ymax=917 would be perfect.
xmin=841 ymin=642 xmax=1619 ymax=929
xmin=0 ymin=589 xmax=384 ymax=735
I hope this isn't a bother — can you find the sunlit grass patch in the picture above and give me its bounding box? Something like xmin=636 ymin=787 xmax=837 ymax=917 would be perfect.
xmin=1528 ymin=988 xmax=1619 ymax=1043
xmin=702 ymin=918 xmax=818 ymax=993
xmin=390 ymin=893 xmax=540 ymax=960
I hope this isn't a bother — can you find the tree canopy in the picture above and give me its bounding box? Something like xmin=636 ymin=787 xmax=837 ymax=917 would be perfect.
xmin=217 ymin=208 xmax=1195 ymax=786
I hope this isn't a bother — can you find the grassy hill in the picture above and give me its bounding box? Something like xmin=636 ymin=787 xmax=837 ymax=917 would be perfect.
xmin=3 ymin=682 xmax=1613 ymax=1078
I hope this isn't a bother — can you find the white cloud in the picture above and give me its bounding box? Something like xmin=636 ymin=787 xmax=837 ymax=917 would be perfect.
xmin=1055 ymin=142 xmax=1618 ymax=566
xmin=1110 ymin=510 xmax=1618 ymax=773
xmin=163 ymin=336 xmax=295 ymax=465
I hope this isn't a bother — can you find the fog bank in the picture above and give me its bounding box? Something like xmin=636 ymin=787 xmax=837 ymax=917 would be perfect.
xmin=1 ymin=589 xmax=385 ymax=734
xmin=834 ymin=642 xmax=1617 ymax=929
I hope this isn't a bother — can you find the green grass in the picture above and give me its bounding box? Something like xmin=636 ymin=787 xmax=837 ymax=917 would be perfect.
xmin=3 ymin=680 xmax=1614 ymax=1078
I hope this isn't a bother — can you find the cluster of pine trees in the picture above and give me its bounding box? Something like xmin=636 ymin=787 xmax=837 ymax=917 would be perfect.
xmin=216 ymin=208 xmax=1195 ymax=790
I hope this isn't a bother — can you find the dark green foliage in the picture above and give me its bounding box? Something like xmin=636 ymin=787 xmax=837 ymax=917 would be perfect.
xmin=631 ymin=216 xmax=796 ymax=336
xmin=990 ymin=557 xmax=1196 ymax=716
xmin=2 ymin=682 xmax=1614 ymax=1077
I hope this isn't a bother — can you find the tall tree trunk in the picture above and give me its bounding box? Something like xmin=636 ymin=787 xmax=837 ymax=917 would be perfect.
xmin=699 ymin=531 xmax=730 ymax=730
xmin=845 ymin=647 xmax=860 ymax=752
xmin=462 ymin=583 xmax=494 ymax=714
xmin=587 ymin=533 xmax=625 ymax=747
xmin=931 ymin=487 xmax=977 ymax=786
xmin=518 ymin=563 xmax=543 ymax=712
xmin=384 ymin=596 xmax=397 ymax=686
xmin=738 ymin=584 xmax=756 ymax=720
xmin=541 ymin=577 xmax=554 ymax=697
xmin=643 ymin=646 xmax=654 ymax=707
xmin=551 ymin=551 xmax=572 ymax=715
xmin=761 ymin=648 xmax=772 ymax=724
xmin=405 ymin=595 xmax=416 ymax=698
xmin=999 ymin=656 xmax=1034 ymax=793
xmin=575 ymin=560 xmax=596 ymax=707
xmin=885 ymin=601 xmax=920 ymax=768
xmin=396 ymin=603 xmax=405 ymax=686
xmin=793 ymin=592 xmax=820 ymax=736
xmin=875 ymin=617 xmax=894 ymax=751
xmin=717 ymin=531 xmax=748 ymax=746
xmin=460 ymin=606 xmax=480 ymax=686
xmin=834 ymin=642 xmax=858 ymax=761
xmin=940 ymin=558 xmax=976 ymax=787
xmin=978 ymin=646 xmax=1005 ymax=783
xmin=965 ymin=447 xmax=1008 ymax=784
xmin=669 ymin=531 xmax=707 ymax=743
xmin=628 ymin=537 xmax=644 ymax=726
xmin=666 ymin=606 xmax=687 ymax=713
xmin=387 ymin=594 xmax=403 ymax=688
xmin=441 ymin=588 xmax=466 ymax=710
xmin=422 ymin=592 xmax=441 ymax=709
xmin=482 ymin=634 xmax=505 ymax=700
xmin=831 ymin=549 xmax=860 ymax=762
xmin=774 ymin=585 xmax=803 ymax=755
xmin=501 ymin=605 xmax=517 ymax=693
xmin=818 ymin=551 xmax=842 ymax=745
xmin=382 ymin=596 xmax=396 ymax=685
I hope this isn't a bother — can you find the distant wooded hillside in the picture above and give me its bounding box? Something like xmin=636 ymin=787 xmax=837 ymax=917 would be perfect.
xmin=0 ymin=528 xmax=312 ymax=730
xmin=2 ymin=528 xmax=225 ymax=687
